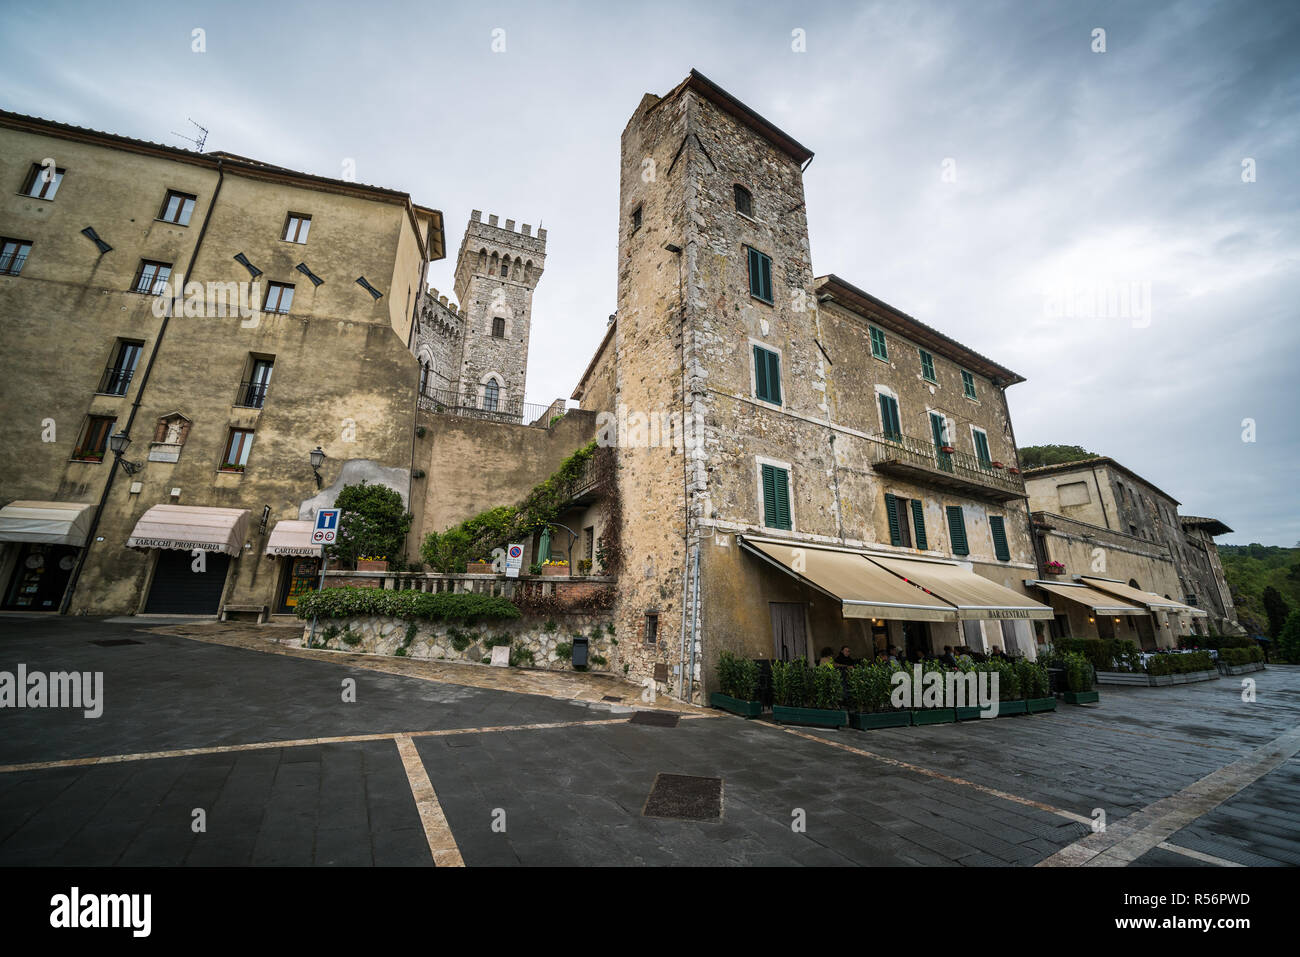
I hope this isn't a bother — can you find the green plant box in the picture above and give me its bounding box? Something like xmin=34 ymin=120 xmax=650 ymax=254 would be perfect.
xmin=772 ymin=705 xmax=848 ymax=728
xmin=1064 ymin=690 xmax=1100 ymax=704
xmin=997 ymin=699 xmax=1027 ymax=716
xmin=910 ymin=708 xmax=956 ymax=725
xmin=850 ymin=710 xmax=912 ymax=730
xmin=710 ymin=692 xmax=762 ymax=718
xmin=954 ymin=706 xmax=984 ymax=721
xmin=1026 ymin=696 xmax=1057 ymax=713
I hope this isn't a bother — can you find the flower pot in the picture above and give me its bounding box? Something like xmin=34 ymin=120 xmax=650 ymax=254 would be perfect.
xmin=772 ymin=705 xmax=848 ymax=728
xmin=991 ymin=461 xmax=1005 ymax=469
xmin=996 ymin=699 xmax=1027 ymax=716
xmin=541 ymin=564 xmax=568 ymax=577
xmin=356 ymin=560 xmax=388 ymax=572
xmin=1063 ymin=690 xmax=1100 ymax=704
xmin=910 ymin=708 xmax=956 ymax=725
xmin=850 ymin=710 xmax=912 ymax=730
xmin=940 ymin=446 xmax=956 ymax=454
xmin=710 ymin=692 xmax=762 ymax=718
xmin=1008 ymin=467 xmax=1021 ymax=475
xmin=466 ymin=562 xmax=494 ymax=575
xmin=1026 ymin=696 xmax=1057 ymax=713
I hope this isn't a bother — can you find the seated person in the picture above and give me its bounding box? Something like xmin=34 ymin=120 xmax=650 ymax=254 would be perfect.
xmin=939 ymin=645 xmax=959 ymax=668
xmin=818 ymin=646 xmax=836 ymax=666
xmin=834 ymin=645 xmax=856 ymax=667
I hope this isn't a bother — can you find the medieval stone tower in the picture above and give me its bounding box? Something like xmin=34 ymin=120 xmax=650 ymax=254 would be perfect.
xmin=448 ymin=210 xmax=546 ymax=413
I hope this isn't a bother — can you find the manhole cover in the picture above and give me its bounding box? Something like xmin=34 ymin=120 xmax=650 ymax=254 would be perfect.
xmin=630 ymin=710 xmax=679 ymax=727
xmin=91 ymin=638 xmax=144 ymax=647
xmin=643 ymin=773 xmax=722 ymax=821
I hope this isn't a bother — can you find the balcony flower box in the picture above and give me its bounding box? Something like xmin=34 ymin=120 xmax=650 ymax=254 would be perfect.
xmin=940 ymin=445 xmax=956 ymax=454
xmin=1026 ymin=696 xmax=1057 ymax=713
xmin=997 ymin=699 xmax=1027 ymax=716
xmin=1063 ymin=690 xmax=1100 ymax=704
xmin=910 ymin=708 xmax=956 ymax=725
xmin=1008 ymin=467 xmax=1021 ymax=475
xmin=991 ymin=461 xmax=1005 ymax=469
xmin=710 ymin=692 xmax=762 ymax=718
xmin=772 ymin=705 xmax=847 ymax=728
xmin=1044 ymin=562 xmax=1066 ymax=575
xmin=850 ymin=710 xmax=913 ymax=730
xmin=466 ymin=561 xmax=494 ymax=575
xmin=356 ymin=558 xmax=389 ymax=572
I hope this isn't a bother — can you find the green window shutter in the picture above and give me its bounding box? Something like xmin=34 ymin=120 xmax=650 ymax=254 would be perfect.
xmin=753 ymin=345 xmax=769 ymax=401
xmin=762 ymin=464 xmax=791 ymax=530
xmin=962 ymin=370 xmax=976 ymax=399
xmin=920 ymin=349 xmax=935 ymax=381
xmin=775 ymin=468 xmax=791 ymax=529
xmin=885 ymin=493 xmax=901 ymax=546
xmin=990 ymin=516 xmax=1010 ymax=561
xmin=974 ymin=430 xmax=991 ymax=465
xmin=748 ymin=248 xmax=773 ymax=303
xmin=878 ymin=393 xmax=900 ymax=439
xmin=870 ymin=326 xmax=888 ymax=360
xmin=760 ymin=254 xmax=772 ymax=302
xmin=754 ymin=346 xmax=782 ymax=404
xmin=762 ymin=464 xmax=777 ymax=526
xmin=748 ymin=248 xmax=760 ymax=298
xmin=911 ymin=499 xmax=928 ymax=549
xmin=946 ymin=505 xmax=969 ymax=556
xmin=766 ymin=349 xmax=782 ymax=404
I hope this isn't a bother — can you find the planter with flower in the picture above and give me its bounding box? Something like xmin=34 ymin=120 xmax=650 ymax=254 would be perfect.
xmin=466 ymin=558 xmax=495 ymax=574
xmin=356 ymin=555 xmax=389 ymax=572
xmin=219 ymin=463 xmax=245 ymax=472
xmin=1044 ymin=560 xmax=1066 ymax=576
xmin=577 ymin=559 xmax=593 ymax=576
xmin=541 ymin=559 xmax=569 ymax=577
xmin=940 ymin=445 xmax=956 ymax=454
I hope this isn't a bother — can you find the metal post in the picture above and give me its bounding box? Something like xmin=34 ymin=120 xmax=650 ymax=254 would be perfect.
xmin=308 ymin=547 xmax=328 ymax=646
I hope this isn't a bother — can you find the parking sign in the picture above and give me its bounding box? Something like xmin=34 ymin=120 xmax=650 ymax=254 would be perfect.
xmin=312 ymin=509 xmax=340 ymax=545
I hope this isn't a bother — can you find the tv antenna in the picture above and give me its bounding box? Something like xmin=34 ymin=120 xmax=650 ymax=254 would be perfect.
xmin=171 ymin=118 xmax=209 ymax=152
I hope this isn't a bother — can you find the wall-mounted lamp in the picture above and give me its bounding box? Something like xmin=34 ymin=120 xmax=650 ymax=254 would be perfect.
xmin=259 ymin=505 xmax=271 ymax=534
xmin=108 ymin=431 xmax=143 ymax=476
xmin=309 ymin=446 xmax=326 ymax=489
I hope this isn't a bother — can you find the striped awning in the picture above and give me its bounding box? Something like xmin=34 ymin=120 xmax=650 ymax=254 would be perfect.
xmin=0 ymin=500 xmax=96 ymax=547
xmin=126 ymin=505 xmax=250 ymax=556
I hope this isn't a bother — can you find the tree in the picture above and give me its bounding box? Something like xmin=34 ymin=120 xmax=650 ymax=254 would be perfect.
xmin=1017 ymin=444 xmax=1099 ymax=469
xmin=327 ymin=481 xmax=412 ymax=567
xmin=1277 ymin=610 xmax=1300 ymax=665
xmin=1263 ymin=586 xmax=1290 ymax=640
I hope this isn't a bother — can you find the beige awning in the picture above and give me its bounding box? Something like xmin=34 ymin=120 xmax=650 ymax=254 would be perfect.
xmin=0 ymin=500 xmax=96 ymax=547
xmin=1030 ymin=580 xmax=1147 ymax=615
xmin=126 ymin=505 xmax=250 ymax=556
xmin=868 ymin=555 xmax=1054 ymax=620
xmin=1080 ymin=577 xmax=1209 ymax=617
xmin=264 ymin=520 xmax=318 ymax=556
xmin=741 ymin=537 xmax=957 ymax=621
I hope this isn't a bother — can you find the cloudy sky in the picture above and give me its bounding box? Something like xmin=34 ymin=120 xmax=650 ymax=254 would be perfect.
xmin=4 ymin=0 xmax=1296 ymax=544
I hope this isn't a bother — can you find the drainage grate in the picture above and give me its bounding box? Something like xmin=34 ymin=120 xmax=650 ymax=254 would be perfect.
xmin=91 ymin=638 xmax=144 ymax=647
xmin=630 ymin=710 xmax=680 ymax=728
xmin=602 ymin=695 xmax=622 ymax=702
xmin=643 ymin=773 xmax=723 ymax=821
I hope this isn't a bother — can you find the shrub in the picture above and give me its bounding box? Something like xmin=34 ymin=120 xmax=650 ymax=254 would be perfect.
xmin=327 ymin=481 xmax=413 ymax=567
xmin=590 ymin=654 xmax=607 ymax=666
xmin=987 ymin=658 xmax=1021 ymax=700
xmin=1146 ymin=651 xmax=1214 ymax=675
xmin=447 ymin=629 xmax=474 ymax=653
xmin=1060 ymin=652 xmax=1093 ymax=692
xmin=846 ymin=662 xmax=896 ymax=713
xmin=295 ymin=587 xmax=520 ymax=623
xmin=716 ymin=651 xmax=759 ymax=701
xmin=1054 ymin=637 xmax=1140 ymax=673
xmin=1278 ymin=611 xmax=1300 ymax=665
xmin=1016 ymin=659 xmax=1050 ymax=699
xmin=1177 ymin=634 xmax=1255 ymax=651
xmin=510 ymin=647 xmax=536 ymax=668
xmin=555 ymin=642 xmax=573 ymax=660
xmin=770 ymin=659 xmax=811 ymax=708
xmin=1218 ymin=646 xmax=1264 ymax=666
xmin=811 ymin=662 xmax=845 ymax=710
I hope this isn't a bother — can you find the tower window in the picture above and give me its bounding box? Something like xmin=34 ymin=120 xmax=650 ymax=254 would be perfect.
xmin=492 ymin=315 xmax=505 ymax=338
xmin=630 ymin=204 xmax=642 ymax=232
xmin=483 ymin=379 xmax=500 ymax=412
xmin=734 ymin=184 xmax=752 ymax=216
xmin=500 ymin=259 xmax=509 ymax=277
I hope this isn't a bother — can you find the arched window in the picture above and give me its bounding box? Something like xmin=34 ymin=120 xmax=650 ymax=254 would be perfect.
xmin=492 ymin=315 xmax=505 ymax=338
xmin=483 ymin=378 xmax=500 ymax=412
xmin=418 ymin=363 xmax=429 ymax=396
xmin=734 ymin=184 xmax=753 ymax=216
xmin=477 ymin=249 xmax=488 ymax=272
xmin=500 ymin=258 xmax=510 ymax=278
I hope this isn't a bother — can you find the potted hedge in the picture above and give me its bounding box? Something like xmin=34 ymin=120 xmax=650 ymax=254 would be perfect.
xmin=952 ymin=660 xmax=985 ymax=721
xmin=1019 ymin=659 xmax=1056 ymax=713
xmin=992 ymin=658 xmax=1026 ymax=715
xmin=710 ymin=651 xmax=762 ymax=718
xmin=771 ymin=660 xmax=847 ymax=728
xmin=911 ymin=660 xmax=957 ymax=725
xmin=1061 ymin=652 xmax=1099 ymax=703
xmin=846 ymin=661 xmax=912 ymax=729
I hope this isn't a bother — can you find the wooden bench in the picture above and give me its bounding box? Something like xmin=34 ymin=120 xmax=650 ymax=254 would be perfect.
xmin=221 ymin=604 xmax=269 ymax=624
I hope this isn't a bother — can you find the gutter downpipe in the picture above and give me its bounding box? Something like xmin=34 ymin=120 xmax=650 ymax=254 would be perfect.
xmin=60 ymin=159 xmax=225 ymax=615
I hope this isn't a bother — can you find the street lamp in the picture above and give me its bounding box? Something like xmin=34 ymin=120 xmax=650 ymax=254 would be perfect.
xmin=108 ymin=430 xmax=143 ymax=476
xmin=309 ymin=446 xmax=326 ymax=489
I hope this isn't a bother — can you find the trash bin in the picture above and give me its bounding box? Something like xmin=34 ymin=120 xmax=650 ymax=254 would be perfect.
xmin=572 ymin=635 xmax=589 ymax=668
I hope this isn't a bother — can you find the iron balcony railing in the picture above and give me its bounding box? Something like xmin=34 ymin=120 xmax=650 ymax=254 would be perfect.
xmin=235 ymin=380 xmax=270 ymax=409
xmin=417 ymin=386 xmax=554 ymax=427
xmin=866 ymin=429 xmax=1026 ymax=499
xmin=96 ymin=365 xmax=136 ymax=396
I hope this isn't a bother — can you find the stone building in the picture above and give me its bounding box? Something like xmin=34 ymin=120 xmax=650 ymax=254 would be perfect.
xmin=1023 ymin=457 xmax=1239 ymax=642
xmin=572 ymin=71 xmax=1053 ymax=702
xmin=0 ymin=109 xmax=444 ymax=617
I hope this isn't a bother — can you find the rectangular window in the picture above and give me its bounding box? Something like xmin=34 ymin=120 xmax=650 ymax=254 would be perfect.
xmin=753 ymin=345 xmax=782 ymax=404
xmin=630 ymin=205 xmax=642 ymax=232
xmin=282 ymin=213 xmax=312 ymax=243
xmin=98 ymin=339 xmax=144 ymax=395
xmin=0 ymin=238 xmax=32 ymax=276
xmin=222 ymin=429 xmax=255 ymax=470
xmin=263 ymin=282 xmax=294 ymax=314
xmin=878 ymin=392 xmax=902 ymax=441
xmin=972 ymin=428 xmax=992 ymax=466
xmin=761 ymin=463 xmax=792 ymax=530
xmin=158 ymin=190 xmax=197 ymax=226
xmin=747 ymin=247 xmax=773 ymax=304
xmin=961 ymin=370 xmax=977 ymax=399
xmin=946 ymin=505 xmax=969 ymax=556
xmin=870 ymin=325 xmax=888 ymax=361
xmin=910 ymin=499 xmax=928 ymax=550
xmin=919 ymin=349 xmax=936 ymax=382
xmin=238 ymin=357 xmax=274 ymax=408
xmin=131 ymin=260 xmax=172 ymax=294
xmin=930 ymin=412 xmax=953 ymax=472
xmin=22 ymin=164 xmax=64 ymax=200
xmin=885 ymin=493 xmax=912 ymax=548
xmin=644 ymin=612 xmax=658 ymax=646
xmin=73 ymin=415 xmax=115 ymax=462
xmin=989 ymin=515 xmax=1011 ymax=561
xmin=492 ymin=315 xmax=506 ymax=338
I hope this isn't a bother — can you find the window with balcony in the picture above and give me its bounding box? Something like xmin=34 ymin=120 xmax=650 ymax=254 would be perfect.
xmin=221 ymin=429 xmax=255 ymax=471
xmin=158 ymin=190 xmax=196 ymax=226
xmin=746 ymin=246 xmax=773 ymax=304
xmin=97 ymin=340 xmax=144 ymax=396
xmin=919 ymin=348 xmax=936 ymax=382
xmin=971 ymin=427 xmax=992 ymax=467
xmin=72 ymin=415 xmax=115 ymax=463
xmin=753 ymin=344 xmax=782 ymax=405
xmin=263 ymin=282 xmax=294 ymax=314
xmin=878 ymin=391 xmax=902 ymax=441
xmin=236 ymin=357 xmax=274 ymax=408
xmin=131 ymin=260 xmax=172 ymax=294
xmin=21 ymin=164 xmax=64 ymax=200
xmin=962 ymin=369 xmax=977 ymax=399
xmin=0 ymin=238 xmax=32 ymax=276
xmin=870 ymin=325 xmax=888 ymax=361
xmin=282 ymin=213 xmax=311 ymax=243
